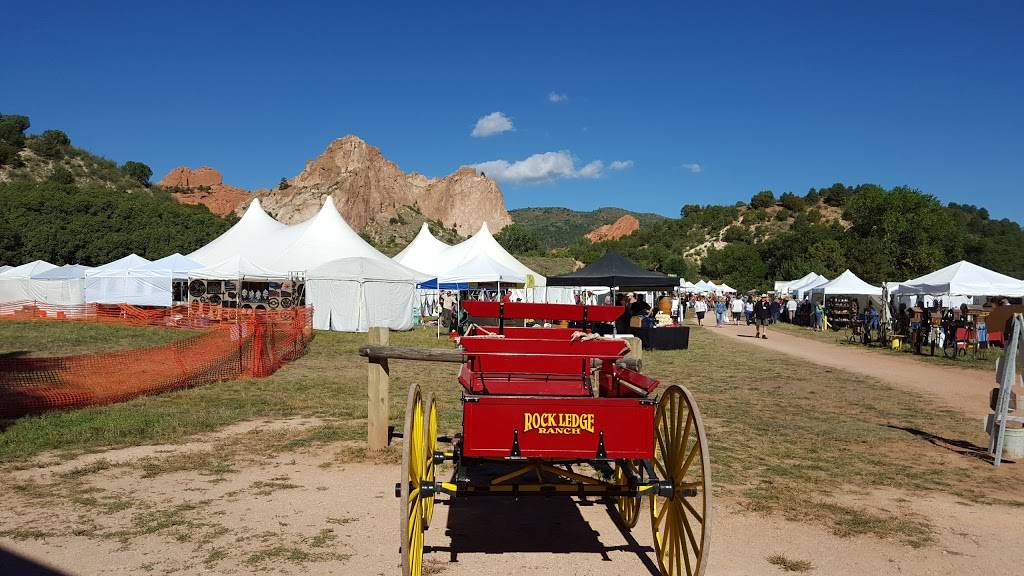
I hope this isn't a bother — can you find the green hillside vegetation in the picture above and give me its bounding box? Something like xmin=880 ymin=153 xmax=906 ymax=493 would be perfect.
xmin=509 ymin=206 xmax=667 ymax=249
xmin=0 ymin=113 xmax=234 ymax=266
xmin=562 ymin=183 xmax=1024 ymax=292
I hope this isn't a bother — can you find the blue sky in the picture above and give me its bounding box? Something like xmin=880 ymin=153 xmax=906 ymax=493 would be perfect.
xmin=3 ymin=1 xmax=1022 ymax=222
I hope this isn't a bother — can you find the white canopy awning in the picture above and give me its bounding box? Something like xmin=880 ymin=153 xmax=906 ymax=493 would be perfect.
xmin=84 ymin=254 xmax=171 ymax=306
xmin=142 ymin=253 xmax=203 ymax=278
xmin=189 ymin=255 xmax=285 ymax=280
xmin=809 ymin=269 xmax=882 ymax=296
xmin=307 ymin=257 xmax=430 ymax=283
xmin=895 ymin=260 xmax=1024 ymax=297
xmin=437 ymin=253 xmax=527 ymax=284
xmin=426 ymin=222 xmax=543 ymax=286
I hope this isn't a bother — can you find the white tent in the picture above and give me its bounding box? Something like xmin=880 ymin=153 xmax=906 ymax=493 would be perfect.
xmin=394 ymin=223 xmax=452 ymax=275
xmin=188 ymin=198 xmax=286 ymax=266
xmin=0 ymin=265 xmax=11 ymax=274
xmin=895 ymin=261 xmax=1024 ymax=298
xmin=84 ymin=254 xmax=172 ymax=306
xmin=432 ymin=223 xmax=544 ymax=287
xmin=0 ymin=260 xmax=59 ymax=304
xmin=680 ymin=279 xmax=696 ymax=290
xmin=717 ymin=283 xmax=736 ymax=294
xmin=692 ymin=280 xmax=711 ymax=293
xmin=809 ymin=269 xmax=882 ymax=296
xmin=262 ymin=200 xmax=391 ymax=272
xmin=28 ymin=264 xmax=92 ymax=306
xmin=190 ymin=255 xmax=285 ymax=281
xmin=306 ymin=257 xmax=431 ymax=332
xmin=787 ymin=273 xmax=828 ymax=298
xmin=143 ymin=253 xmax=203 ymax=278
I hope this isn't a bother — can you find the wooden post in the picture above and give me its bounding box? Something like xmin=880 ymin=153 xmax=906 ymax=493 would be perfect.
xmin=367 ymin=326 xmax=390 ymax=452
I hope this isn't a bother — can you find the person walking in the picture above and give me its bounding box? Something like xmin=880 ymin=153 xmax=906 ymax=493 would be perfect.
xmin=786 ymin=297 xmax=797 ymax=323
xmin=769 ymin=297 xmax=781 ymax=324
xmin=744 ymin=298 xmax=754 ymax=325
xmin=715 ymin=297 xmax=727 ymax=327
xmin=693 ymin=296 xmax=707 ymax=327
xmin=730 ymin=295 xmax=744 ymax=325
xmin=754 ymin=294 xmax=771 ymax=339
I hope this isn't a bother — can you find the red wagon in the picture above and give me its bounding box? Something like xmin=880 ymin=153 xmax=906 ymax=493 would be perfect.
xmin=399 ymin=302 xmax=711 ymax=576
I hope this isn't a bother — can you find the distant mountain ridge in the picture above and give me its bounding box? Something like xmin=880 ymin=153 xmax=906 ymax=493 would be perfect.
xmin=510 ymin=207 xmax=667 ymax=249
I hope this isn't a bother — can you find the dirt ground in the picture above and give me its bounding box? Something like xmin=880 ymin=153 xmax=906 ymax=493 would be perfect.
xmin=2 ymin=414 xmax=1022 ymax=576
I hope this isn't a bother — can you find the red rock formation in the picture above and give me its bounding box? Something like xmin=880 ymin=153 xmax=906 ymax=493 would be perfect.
xmin=157 ymin=166 xmax=250 ymax=217
xmin=254 ymin=135 xmax=512 ymax=234
xmin=585 ymin=214 xmax=640 ymax=242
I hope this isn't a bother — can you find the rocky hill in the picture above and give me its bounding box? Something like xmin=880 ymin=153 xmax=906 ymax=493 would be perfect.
xmin=156 ymin=166 xmax=250 ymax=217
xmin=254 ymin=136 xmax=512 ymax=237
xmin=585 ymin=214 xmax=640 ymax=242
xmin=509 ymin=207 xmax=666 ymax=250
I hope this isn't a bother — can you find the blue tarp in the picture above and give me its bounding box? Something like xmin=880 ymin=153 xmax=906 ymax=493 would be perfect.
xmin=417 ymin=278 xmax=469 ymax=290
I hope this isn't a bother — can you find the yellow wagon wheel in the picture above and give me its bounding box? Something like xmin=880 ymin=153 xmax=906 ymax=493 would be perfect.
xmin=650 ymin=385 xmax=712 ymax=576
xmin=399 ymin=384 xmax=425 ymax=576
xmin=422 ymin=392 xmax=438 ymax=529
xmin=613 ymin=460 xmax=642 ymax=529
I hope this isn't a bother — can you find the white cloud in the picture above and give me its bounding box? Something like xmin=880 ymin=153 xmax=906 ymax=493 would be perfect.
xmin=609 ymin=160 xmax=634 ymax=170
xmin=548 ymin=91 xmax=569 ymax=103
xmin=471 ymin=112 xmax=513 ymax=137
xmin=682 ymin=162 xmax=703 ymax=173
xmin=473 ymin=151 xmax=606 ymax=184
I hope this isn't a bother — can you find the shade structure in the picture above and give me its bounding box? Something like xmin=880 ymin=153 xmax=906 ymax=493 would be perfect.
xmin=189 ymin=255 xmax=285 ymax=281
xmin=437 ymin=253 xmax=527 ymax=284
xmin=717 ymin=283 xmax=736 ymax=293
xmin=680 ymin=279 xmax=696 ymax=290
xmin=809 ymin=269 xmax=882 ymax=296
xmin=306 ymin=256 xmax=430 ymax=332
xmin=142 ymin=253 xmax=203 ymax=278
xmin=787 ymin=273 xmax=828 ymax=298
xmin=23 ymin=264 xmax=93 ymax=306
xmin=430 ymin=223 xmax=543 ymax=286
xmin=894 ymin=260 xmax=1024 ymax=298
xmin=84 ymin=254 xmax=172 ymax=306
xmin=189 ymin=198 xmax=285 ymax=266
xmin=393 ymin=223 xmax=452 ymax=276
xmin=0 ymin=260 xmax=59 ymax=304
xmin=0 ymin=265 xmax=12 ymax=274
xmin=547 ymin=251 xmax=677 ymax=290
xmin=779 ymin=272 xmax=819 ymax=294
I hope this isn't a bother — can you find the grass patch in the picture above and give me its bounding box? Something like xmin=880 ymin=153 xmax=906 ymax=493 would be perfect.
xmin=0 ymin=319 xmax=204 ymax=357
xmin=768 ymin=553 xmax=814 ymax=572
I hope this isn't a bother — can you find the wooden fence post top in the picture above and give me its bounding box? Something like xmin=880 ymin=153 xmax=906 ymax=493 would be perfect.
xmin=367 ymin=326 xmax=391 ymax=453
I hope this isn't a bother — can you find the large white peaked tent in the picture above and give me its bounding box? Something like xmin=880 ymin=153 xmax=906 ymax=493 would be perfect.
xmin=84 ymin=254 xmax=172 ymax=306
xmin=306 ymin=257 xmax=430 ymax=332
xmin=393 ymin=223 xmax=451 ymax=276
xmin=895 ymin=261 xmax=1024 ymax=298
xmin=188 ymin=198 xmax=286 ymax=266
xmin=190 ymin=255 xmax=284 ymax=280
xmin=262 ymin=200 xmax=389 ymax=272
xmin=0 ymin=260 xmax=58 ymax=304
xmin=143 ymin=253 xmax=203 ymax=278
xmin=809 ymin=269 xmax=882 ymax=296
xmin=433 ymin=223 xmax=544 ymax=286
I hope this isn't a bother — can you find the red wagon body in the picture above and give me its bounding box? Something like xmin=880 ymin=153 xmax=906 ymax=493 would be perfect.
xmin=397 ymin=301 xmax=711 ymax=576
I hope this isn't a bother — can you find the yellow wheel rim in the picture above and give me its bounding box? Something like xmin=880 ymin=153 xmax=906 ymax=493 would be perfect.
xmin=400 ymin=385 xmax=425 ymax=576
xmin=614 ymin=460 xmax=642 ymax=529
xmin=650 ymin=385 xmax=712 ymax=576
xmin=422 ymin=393 xmax=438 ymax=529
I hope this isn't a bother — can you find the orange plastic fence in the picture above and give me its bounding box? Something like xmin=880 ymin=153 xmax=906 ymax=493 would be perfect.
xmin=0 ymin=302 xmax=314 ymax=418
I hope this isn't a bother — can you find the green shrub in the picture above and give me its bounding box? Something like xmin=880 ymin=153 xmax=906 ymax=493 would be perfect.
xmin=750 ymin=190 xmax=775 ymax=209
xmin=28 ymin=130 xmax=71 ymax=159
xmin=779 ymin=192 xmax=806 ymax=212
xmin=120 ymin=161 xmax=153 ymax=186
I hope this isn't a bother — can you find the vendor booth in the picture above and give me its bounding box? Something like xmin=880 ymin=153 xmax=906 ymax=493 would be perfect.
xmin=28 ymin=264 xmax=92 ymax=306
xmin=549 ymin=252 xmax=685 ymax=349
xmin=894 ymin=260 xmax=1024 ymax=304
xmin=84 ymin=254 xmax=172 ymax=307
xmin=188 ymin=255 xmax=299 ymax=310
xmin=0 ymin=260 xmax=58 ymax=304
xmin=808 ymin=269 xmax=883 ymax=330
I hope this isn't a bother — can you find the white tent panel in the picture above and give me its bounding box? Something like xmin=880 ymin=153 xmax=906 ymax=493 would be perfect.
xmin=0 ymin=260 xmax=58 ymax=303
xmin=306 ymin=257 xmax=428 ymax=332
xmin=431 ymin=223 xmax=544 ymax=287
xmin=28 ymin=264 xmax=92 ymax=306
xmin=190 ymin=255 xmax=285 ymax=280
xmin=143 ymin=253 xmax=203 ymax=278
xmin=84 ymin=254 xmax=171 ymax=306
xmin=262 ymin=201 xmax=391 ymax=272
xmin=188 ymin=198 xmax=285 ymax=266
xmin=437 ymin=253 xmax=527 ymax=284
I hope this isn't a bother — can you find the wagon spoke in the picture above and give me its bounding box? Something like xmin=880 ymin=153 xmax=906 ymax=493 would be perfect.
xmin=679 ymin=441 xmax=700 ymax=479
xmin=678 ymin=499 xmax=700 ymax=566
xmin=680 ymin=496 xmax=704 ymax=524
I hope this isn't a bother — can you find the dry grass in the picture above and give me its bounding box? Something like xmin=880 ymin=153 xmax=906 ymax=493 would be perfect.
xmin=768 ymin=553 xmax=814 ymax=572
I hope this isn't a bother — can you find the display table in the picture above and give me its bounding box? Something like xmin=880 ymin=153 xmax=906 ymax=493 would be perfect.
xmin=629 ymin=326 xmax=689 ymax=350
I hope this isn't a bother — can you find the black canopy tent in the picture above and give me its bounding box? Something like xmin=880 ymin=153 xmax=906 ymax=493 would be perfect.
xmin=547 ymin=251 xmax=679 ymax=290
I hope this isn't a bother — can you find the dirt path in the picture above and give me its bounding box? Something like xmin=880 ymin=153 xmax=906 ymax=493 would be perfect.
xmin=703 ymin=321 xmax=995 ymax=419
xmin=2 ymin=422 xmax=1022 ymax=576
